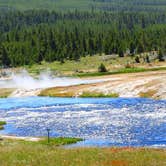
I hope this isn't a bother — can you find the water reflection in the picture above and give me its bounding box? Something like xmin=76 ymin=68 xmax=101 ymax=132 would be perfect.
xmin=0 ymin=97 xmax=166 ymax=147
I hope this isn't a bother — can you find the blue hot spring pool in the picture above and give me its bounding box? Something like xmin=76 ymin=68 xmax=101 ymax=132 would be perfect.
xmin=0 ymin=97 xmax=166 ymax=147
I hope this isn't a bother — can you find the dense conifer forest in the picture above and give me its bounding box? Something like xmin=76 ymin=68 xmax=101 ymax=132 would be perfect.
xmin=1 ymin=0 xmax=166 ymax=11
xmin=0 ymin=0 xmax=166 ymax=67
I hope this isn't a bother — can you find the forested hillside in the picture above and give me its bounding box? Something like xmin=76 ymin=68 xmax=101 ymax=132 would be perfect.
xmin=0 ymin=0 xmax=90 ymax=11
xmin=1 ymin=0 xmax=166 ymax=11
xmin=0 ymin=0 xmax=166 ymax=67
xmin=93 ymin=0 xmax=166 ymax=12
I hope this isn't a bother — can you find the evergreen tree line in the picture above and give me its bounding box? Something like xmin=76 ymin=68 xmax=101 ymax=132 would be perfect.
xmin=92 ymin=0 xmax=166 ymax=12
xmin=1 ymin=0 xmax=166 ymax=12
xmin=0 ymin=10 xmax=166 ymax=67
xmin=1 ymin=10 xmax=166 ymax=33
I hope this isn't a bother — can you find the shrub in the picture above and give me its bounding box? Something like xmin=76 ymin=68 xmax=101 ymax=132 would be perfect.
xmin=158 ymin=50 xmax=165 ymax=62
xmin=98 ymin=63 xmax=107 ymax=72
xmin=135 ymin=56 xmax=140 ymax=63
xmin=125 ymin=63 xmax=133 ymax=68
xmin=145 ymin=55 xmax=150 ymax=63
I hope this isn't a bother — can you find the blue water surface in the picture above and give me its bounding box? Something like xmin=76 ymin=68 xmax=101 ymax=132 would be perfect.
xmin=0 ymin=97 xmax=166 ymax=147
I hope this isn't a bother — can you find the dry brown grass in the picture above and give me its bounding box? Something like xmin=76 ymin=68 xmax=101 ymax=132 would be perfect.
xmin=0 ymin=88 xmax=14 ymax=98
xmin=39 ymin=83 xmax=98 ymax=97
xmin=139 ymin=90 xmax=157 ymax=98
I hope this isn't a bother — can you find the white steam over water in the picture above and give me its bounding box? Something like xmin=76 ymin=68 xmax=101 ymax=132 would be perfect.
xmin=0 ymin=69 xmax=94 ymax=89
xmin=0 ymin=70 xmax=113 ymax=97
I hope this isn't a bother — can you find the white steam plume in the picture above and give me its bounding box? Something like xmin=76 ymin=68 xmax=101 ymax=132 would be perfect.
xmin=0 ymin=69 xmax=109 ymax=90
xmin=0 ymin=70 xmax=82 ymax=89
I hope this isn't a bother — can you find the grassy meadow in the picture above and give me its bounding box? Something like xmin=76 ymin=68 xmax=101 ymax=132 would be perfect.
xmin=26 ymin=54 xmax=166 ymax=77
xmin=0 ymin=138 xmax=166 ymax=166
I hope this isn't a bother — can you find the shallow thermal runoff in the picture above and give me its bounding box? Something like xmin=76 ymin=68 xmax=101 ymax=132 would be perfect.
xmin=0 ymin=69 xmax=166 ymax=99
xmin=0 ymin=69 xmax=113 ymax=97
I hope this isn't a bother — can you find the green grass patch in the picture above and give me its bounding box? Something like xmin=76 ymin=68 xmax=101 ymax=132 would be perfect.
xmin=25 ymin=55 xmax=166 ymax=77
xmin=26 ymin=55 xmax=136 ymax=76
xmin=0 ymin=121 xmax=6 ymax=126
xmin=75 ymin=67 xmax=166 ymax=77
xmin=16 ymin=137 xmax=83 ymax=147
xmin=38 ymin=137 xmax=83 ymax=146
xmin=0 ymin=121 xmax=6 ymax=130
xmin=80 ymin=91 xmax=119 ymax=98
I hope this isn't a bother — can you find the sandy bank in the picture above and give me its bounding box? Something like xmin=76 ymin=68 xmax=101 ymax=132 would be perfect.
xmin=0 ymin=135 xmax=41 ymax=142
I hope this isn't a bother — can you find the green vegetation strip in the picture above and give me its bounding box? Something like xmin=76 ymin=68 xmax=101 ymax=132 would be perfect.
xmin=75 ymin=67 xmax=166 ymax=77
xmin=80 ymin=92 xmax=119 ymax=98
xmin=0 ymin=121 xmax=6 ymax=126
xmin=38 ymin=137 xmax=83 ymax=146
xmin=0 ymin=134 xmax=82 ymax=146
xmin=0 ymin=121 xmax=6 ymax=130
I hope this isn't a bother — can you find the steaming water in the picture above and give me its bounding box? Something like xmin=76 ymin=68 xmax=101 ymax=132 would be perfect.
xmin=0 ymin=70 xmax=115 ymax=97
xmin=0 ymin=70 xmax=112 ymax=90
xmin=0 ymin=97 xmax=166 ymax=147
